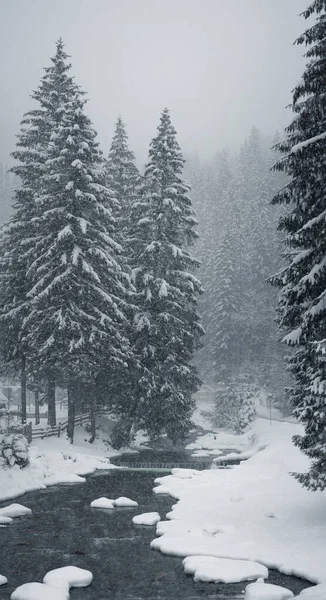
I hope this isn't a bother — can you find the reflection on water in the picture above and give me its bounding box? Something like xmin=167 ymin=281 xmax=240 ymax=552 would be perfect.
xmin=0 ymin=467 xmax=310 ymax=600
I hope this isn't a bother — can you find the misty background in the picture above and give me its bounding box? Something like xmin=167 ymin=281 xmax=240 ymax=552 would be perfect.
xmin=1 ymin=0 xmax=308 ymax=166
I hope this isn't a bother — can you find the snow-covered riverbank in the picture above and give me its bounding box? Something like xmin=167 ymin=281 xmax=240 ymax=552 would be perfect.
xmin=0 ymin=427 xmax=120 ymax=503
xmin=151 ymin=419 xmax=326 ymax=600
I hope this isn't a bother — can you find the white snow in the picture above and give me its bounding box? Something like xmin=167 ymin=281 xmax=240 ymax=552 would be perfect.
xmin=90 ymin=497 xmax=115 ymax=509
xmin=0 ymin=429 xmax=118 ymax=503
xmin=159 ymin=280 xmax=168 ymax=298
xmin=0 ymin=515 xmax=13 ymax=524
xmin=114 ymin=496 xmax=138 ymax=507
xmin=153 ymin=485 xmax=171 ymax=495
xmin=0 ymin=575 xmax=8 ymax=586
xmin=183 ymin=556 xmax=268 ymax=583
xmin=294 ymin=583 xmax=326 ymax=599
xmin=245 ymin=579 xmax=293 ymax=599
xmin=43 ymin=566 xmax=93 ymax=591
xmin=0 ymin=503 xmax=31 ymax=518
xmin=291 ymin=131 xmax=326 ymax=153
xmin=11 ymin=582 xmax=69 ymax=600
xmin=132 ymin=512 xmax=161 ymax=526
xmin=150 ymin=419 xmax=326 ymax=587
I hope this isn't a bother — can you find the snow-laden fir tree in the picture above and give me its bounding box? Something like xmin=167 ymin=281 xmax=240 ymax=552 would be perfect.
xmin=271 ymin=0 xmax=326 ymax=490
xmin=130 ymin=108 xmax=204 ymax=443
xmin=206 ymin=152 xmax=241 ymax=383
xmin=1 ymin=41 xmax=131 ymax=441
xmin=0 ymin=40 xmax=78 ymax=424
xmin=25 ymin=90 xmax=131 ymax=442
xmin=105 ymin=116 xmax=140 ymax=244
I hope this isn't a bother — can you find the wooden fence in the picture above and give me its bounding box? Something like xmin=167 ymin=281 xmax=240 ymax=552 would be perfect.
xmin=20 ymin=409 xmax=111 ymax=444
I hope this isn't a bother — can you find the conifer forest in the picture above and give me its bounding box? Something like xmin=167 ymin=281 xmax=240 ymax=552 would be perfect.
xmin=0 ymin=0 xmax=326 ymax=498
xmin=2 ymin=2 xmax=326 ymax=599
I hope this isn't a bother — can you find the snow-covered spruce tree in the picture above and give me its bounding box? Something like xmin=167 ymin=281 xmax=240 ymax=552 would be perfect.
xmin=0 ymin=40 xmax=80 ymax=426
xmin=271 ymin=0 xmax=326 ymax=490
xmin=129 ymin=108 xmax=204 ymax=443
xmin=16 ymin=47 xmax=130 ymax=443
xmin=206 ymin=152 xmax=241 ymax=384
xmin=105 ymin=117 xmax=140 ymax=243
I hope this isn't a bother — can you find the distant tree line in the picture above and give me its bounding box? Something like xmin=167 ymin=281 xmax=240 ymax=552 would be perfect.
xmin=184 ymin=130 xmax=289 ymax=425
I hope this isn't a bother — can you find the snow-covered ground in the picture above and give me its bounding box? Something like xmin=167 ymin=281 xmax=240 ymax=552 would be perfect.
xmin=151 ymin=418 xmax=326 ymax=600
xmin=0 ymin=425 xmax=121 ymax=503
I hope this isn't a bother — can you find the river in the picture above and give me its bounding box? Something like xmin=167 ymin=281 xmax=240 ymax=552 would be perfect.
xmin=0 ymin=458 xmax=310 ymax=599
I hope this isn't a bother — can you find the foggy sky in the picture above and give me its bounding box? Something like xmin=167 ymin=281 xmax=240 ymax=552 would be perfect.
xmin=0 ymin=0 xmax=309 ymax=166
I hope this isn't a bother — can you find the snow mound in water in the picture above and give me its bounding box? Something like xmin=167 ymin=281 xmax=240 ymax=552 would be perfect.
xmin=114 ymin=496 xmax=138 ymax=507
xmin=90 ymin=497 xmax=115 ymax=509
xmin=183 ymin=556 xmax=268 ymax=583
xmin=153 ymin=485 xmax=170 ymax=495
xmin=132 ymin=512 xmax=161 ymax=526
xmin=11 ymin=582 xmax=69 ymax=600
xmin=0 ymin=575 xmax=8 ymax=586
xmin=43 ymin=566 xmax=93 ymax=591
xmin=0 ymin=503 xmax=31 ymax=518
xmin=245 ymin=579 xmax=294 ymax=599
xmin=0 ymin=515 xmax=13 ymax=524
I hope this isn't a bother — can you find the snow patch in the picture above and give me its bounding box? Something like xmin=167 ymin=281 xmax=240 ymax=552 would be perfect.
xmin=43 ymin=566 xmax=93 ymax=591
xmin=114 ymin=496 xmax=138 ymax=507
xmin=183 ymin=556 xmax=268 ymax=583
xmin=0 ymin=503 xmax=31 ymax=518
xmin=245 ymin=579 xmax=293 ymax=599
xmin=0 ymin=515 xmax=13 ymax=525
xmin=11 ymin=582 xmax=69 ymax=600
xmin=153 ymin=485 xmax=171 ymax=495
xmin=132 ymin=512 xmax=161 ymax=526
xmin=90 ymin=497 xmax=115 ymax=509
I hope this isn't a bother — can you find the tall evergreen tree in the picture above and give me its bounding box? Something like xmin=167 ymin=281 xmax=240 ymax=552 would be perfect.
xmin=271 ymin=0 xmax=326 ymax=490
xmin=105 ymin=116 xmax=140 ymax=241
xmin=130 ymin=108 xmax=204 ymax=443
xmin=23 ymin=81 xmax=131 ymax=443
xmin=0 ymin=39 xmax=79 ymax=425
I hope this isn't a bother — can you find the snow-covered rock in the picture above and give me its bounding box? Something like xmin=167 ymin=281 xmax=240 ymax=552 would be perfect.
xmin=245 ymin=579 xmax=294 ymax=599
xmin=0 ymin=575 xmax=8 ymax=586
xmin=0 ymin=515 xmax=13 ymax=524
xmin=0 ymin=503 xmax=31 ymax=518
xmin=43 ymin=566 xmax=93 ymax=591
xmin=183 ymin=556 xmax=268 ymax=583
xmin=90 ymin=497 xmax=115 ymax=509
xmin=114 ymin=496 xmax=138 ymax=507
xmin=11 ymin=582 xmax=69 ymax=600
xmin=132 ymin=512 xmax=161 ymax=526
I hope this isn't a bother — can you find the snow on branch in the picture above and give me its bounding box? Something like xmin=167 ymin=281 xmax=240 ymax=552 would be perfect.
xmin=291 ymin=131 xmax=326 ymax=153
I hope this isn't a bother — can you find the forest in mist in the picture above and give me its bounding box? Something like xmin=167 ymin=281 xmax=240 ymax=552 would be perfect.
xmin=0 ymin=121 xmax=288 ymax=424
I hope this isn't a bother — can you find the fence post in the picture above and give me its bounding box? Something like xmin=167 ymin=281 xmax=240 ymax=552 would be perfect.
xmin=58 ymin=423 xmax=61 ymax=438
xmin=26 ymin=422 xmax=32 ymax=444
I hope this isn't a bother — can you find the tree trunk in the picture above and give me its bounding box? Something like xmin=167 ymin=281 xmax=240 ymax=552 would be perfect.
xmin=89 ymin=384 xmax=96 ymax=444
xmin=35 ymin=389 xmax=40 ymax=425
xmin=67 ymin=380 xmax=75 ymax=444
xmin=20 ymin=355 xmax=27 ymax=424
xmin=47 ymin=376 xmax=56 ymax=427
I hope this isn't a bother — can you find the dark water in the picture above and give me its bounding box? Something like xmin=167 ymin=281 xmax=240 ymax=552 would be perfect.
xmin=110 ymin=448 xmax=214 ymax=469
xmin=0 ymin=468 xmax=310 ymax=600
